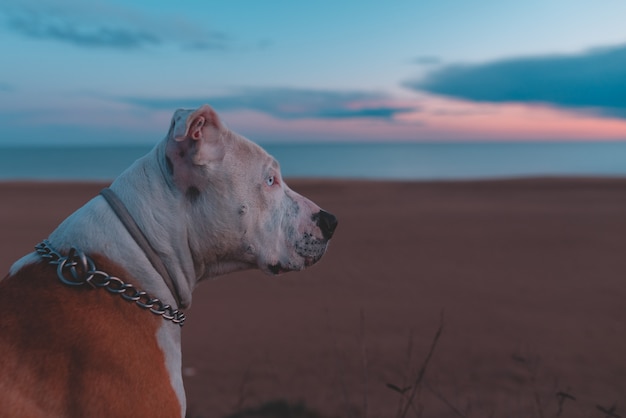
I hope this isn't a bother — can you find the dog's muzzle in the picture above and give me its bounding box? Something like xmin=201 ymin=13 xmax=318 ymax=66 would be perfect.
xmin=266 ymin=210 xmax=337 ymax=275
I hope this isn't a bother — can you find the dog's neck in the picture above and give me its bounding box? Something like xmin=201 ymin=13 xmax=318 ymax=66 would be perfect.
xmin=39 ymin=149 xmax=193 ymax=312
xmin=105 ymin=144 xmax=197 ymax=309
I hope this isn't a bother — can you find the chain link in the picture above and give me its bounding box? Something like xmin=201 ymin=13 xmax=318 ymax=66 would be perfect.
xmin=35 ymin=240 xmax=186 ymax=326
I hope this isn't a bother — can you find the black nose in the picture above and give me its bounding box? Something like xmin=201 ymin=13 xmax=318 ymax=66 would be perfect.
xmin=316 ymin=210 xmax=338 ymax=240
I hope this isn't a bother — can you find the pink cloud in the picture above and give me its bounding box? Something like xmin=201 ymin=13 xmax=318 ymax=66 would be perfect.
xmin=5 ymin=92 xmax=626 ymax=145
xmin=411 ymin=95 xmax=626 ymax=140
xmin=222 ymin=95 xmax=626 ymax=143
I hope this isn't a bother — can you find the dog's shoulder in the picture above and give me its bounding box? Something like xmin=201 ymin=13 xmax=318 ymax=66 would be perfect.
xmin=0 ymin=257 xmax=181 ymax=417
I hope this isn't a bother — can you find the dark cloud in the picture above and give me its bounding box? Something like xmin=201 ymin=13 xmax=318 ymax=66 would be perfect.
xmin=407 ymin=44 xmax=626 ymax=118
xmin=7 ymin=13 xmax=160 ymax=49
xmin=317 ymin=107 xmax=416 ymax=119
xmin=122 ymin=87 xmax=416 ymax=120
xmin=0 ymin=4 xmax=232 ymax=51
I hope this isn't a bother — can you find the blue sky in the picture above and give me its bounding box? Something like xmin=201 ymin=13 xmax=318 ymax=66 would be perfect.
xmin=2 ymin=0 xmax=626 ymax=145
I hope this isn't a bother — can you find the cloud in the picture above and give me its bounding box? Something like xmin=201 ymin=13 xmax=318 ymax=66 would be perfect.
xmin=0 ymin=0 xmax=231 ymax=51
xmin=7 ymin=13 xmax=160 ymax=49
xmin=121 ymin=87 xmax=417 ymax=120
xmin=407 ymin=43 xmax=626 ymax=118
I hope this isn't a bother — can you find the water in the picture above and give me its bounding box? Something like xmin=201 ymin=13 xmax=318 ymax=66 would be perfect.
xmin=0 ymin=142 xmax=625 ymax=181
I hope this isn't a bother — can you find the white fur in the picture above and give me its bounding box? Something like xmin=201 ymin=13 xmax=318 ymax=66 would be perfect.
xmin=9 ymin=105 xmax=335 ymax=417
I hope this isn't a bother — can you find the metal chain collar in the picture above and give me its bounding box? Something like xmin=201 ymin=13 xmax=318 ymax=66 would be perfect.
xmin=35 ymin=240 xmax=186 ymax=326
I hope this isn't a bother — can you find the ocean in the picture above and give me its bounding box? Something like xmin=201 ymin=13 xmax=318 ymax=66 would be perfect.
xmin=1 ymin=142 xmax=626 ymax=181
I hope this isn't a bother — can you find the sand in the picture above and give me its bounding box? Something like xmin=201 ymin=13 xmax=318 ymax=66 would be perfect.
xmin=1 ymin=179 xmax=625 ymax=418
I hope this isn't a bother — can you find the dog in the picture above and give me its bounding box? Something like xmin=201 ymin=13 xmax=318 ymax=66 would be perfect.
xmin=0 ymin=104 xmax=337 ymax=417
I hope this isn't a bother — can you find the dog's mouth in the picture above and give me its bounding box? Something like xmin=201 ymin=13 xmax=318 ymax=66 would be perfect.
xmin=263 ymin=233 xmax=330 ymax=276
xmin=267 ymin=253 xmax=324 ymax=275
xmin=267 ymin=263 xmax=290 ymax=275
xmin=266 ymin=251 xmax=326 ymax=276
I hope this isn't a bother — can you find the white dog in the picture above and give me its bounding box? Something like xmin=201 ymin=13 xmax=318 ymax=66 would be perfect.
xmin=0 ymin=104 xmax=337 ymax=417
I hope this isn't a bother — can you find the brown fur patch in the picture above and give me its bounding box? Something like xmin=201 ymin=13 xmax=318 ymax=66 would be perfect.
xmin=0 ymin=255 xmax=181 ymax=417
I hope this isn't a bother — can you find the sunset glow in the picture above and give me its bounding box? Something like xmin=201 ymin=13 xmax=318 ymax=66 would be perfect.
xmin=1 ymin=0 xmax=626 ymax=145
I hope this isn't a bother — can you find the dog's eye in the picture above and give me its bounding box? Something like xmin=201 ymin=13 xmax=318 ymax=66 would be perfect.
xmin=266 ymin=176 xmax=275 ymax=186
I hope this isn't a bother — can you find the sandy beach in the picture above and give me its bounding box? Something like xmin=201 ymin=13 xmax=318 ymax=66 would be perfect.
xmin=1 ymin=179 xmax=625 ymax=418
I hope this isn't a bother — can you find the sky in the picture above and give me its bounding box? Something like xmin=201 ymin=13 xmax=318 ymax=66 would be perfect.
xmin=2 ymin=0 xmax=626 ymax=145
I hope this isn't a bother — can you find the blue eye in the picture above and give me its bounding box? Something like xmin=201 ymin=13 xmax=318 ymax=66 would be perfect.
xmin=266 ymin=176 xmax=275 ymax=186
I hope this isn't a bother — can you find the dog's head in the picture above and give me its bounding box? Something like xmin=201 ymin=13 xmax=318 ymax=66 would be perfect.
xmin=164 ymin=105 xmax=337 ymax=278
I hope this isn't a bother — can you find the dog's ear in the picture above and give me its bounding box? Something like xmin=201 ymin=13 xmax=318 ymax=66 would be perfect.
xmin=169 ymin=104 xmax=225 ymax=165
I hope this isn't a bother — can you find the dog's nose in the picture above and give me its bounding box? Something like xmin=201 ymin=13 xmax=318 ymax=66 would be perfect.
xmin=316 ymin=210 xmax=338 ymax=240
